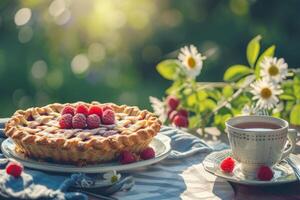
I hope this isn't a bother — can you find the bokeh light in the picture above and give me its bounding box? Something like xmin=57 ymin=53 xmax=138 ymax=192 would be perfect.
xmin=14 ymin=8 xmax=32 ymax=26
xmin=18 ymin=26 xmax=33 ymax=43
xmin=71 ymin=54 xmax=90 ymax=75
xmin=49 ymin=0 xmax=66 ymax=17
xmin=31 ymin=60 xmax=48 ymax=79
xmin=88 ymin=43 xmax=106 ymax=62
xmin=0 ymin=0 xmax=299 ymax=116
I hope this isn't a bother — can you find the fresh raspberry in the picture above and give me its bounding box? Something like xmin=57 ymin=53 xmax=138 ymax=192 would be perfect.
xmin=59 ymin=114 xmax=73 ymax=129
xmin=72 ymin=113 xmax=87 ymax=129
xmin=102 ymin=109 xmax=115 ymax=125
xmin=257 ymin=165 xmax=273 ymax=181
xmin=166 ymin=96 xmax=180 ymax=110
xmin=87 ymin=114 xmax=100 ymax=129
xmin=173 ymin=115 xmax=189 ymax=128
xmin=102 ymin=105 xmax=113 ymax=112
xmin=177 ymin=109 xmax=189 ymax=117
xmin=61 ymin=106 xmax=75 ymax=116
xmin=168 ymin=110 xmax=178 ymax=122
xmin=140 ymin=147 xmax=155 ymax=160
xmin=76 ymin=104 xmax=89 ymax=116
xmin=220 ymin=157 xmax=235 ymax=173
xmin=6 ymin=161 xmax=23 ymax=178
xmin=119 ymin=150 xmax=136 ymax=164
xmin=88 ymin=105 xmax=103 ymax=117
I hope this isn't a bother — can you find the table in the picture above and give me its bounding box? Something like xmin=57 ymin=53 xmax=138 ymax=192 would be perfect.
xmin=90 ymin=127 xmax=300 ymax=200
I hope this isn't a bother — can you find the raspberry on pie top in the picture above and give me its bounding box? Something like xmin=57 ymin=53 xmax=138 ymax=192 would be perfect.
xmin=5 ymin=101 xmax=162 ymax=166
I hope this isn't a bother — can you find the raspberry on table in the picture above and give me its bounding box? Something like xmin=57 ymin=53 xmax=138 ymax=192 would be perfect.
xmin=119 ymin=150 xmax=136 ymax=164
xmin=87 ymin=114 xmax=100 ymax=129
xmin=88 ymin=105 xmax=103 ymax=117
xmin=76 ymin=104 xmax=89 ymax=116
xmin=166 ymin=96 xmax=180 ymax=110
xmin=257 ymin=165 xmax=273 ymax=181
xmin=220 ymin=157 xmax=235 ymax=173
xmin=72 ymin=113 xmax=87 ymax=129
xmin=61 ymin=106 xmax=75 ymax=116
xmin=168 ymin=110 xmax=178 ymax=122
xmin=59 ymin=114 xmax=73 ymax=129
xmin=177 ymin=109 xmax=189 ymax=117
xmin=140 ymin=147 xmax=155 ymax=160
xmin=173 ymin=114 xmax=189 ymax=128
xmin=102 ymin=109 xmax=115 ymax=125
xmin=6 ymin=161 xmax=23 ymax=178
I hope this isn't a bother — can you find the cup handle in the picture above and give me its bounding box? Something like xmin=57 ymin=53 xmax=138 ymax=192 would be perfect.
xmin=281 ymin=129 xmax=298 ymax=160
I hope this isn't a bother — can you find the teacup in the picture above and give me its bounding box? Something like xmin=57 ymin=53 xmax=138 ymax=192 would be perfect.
xmin=225 ymin=115 xmax=298 ymax=178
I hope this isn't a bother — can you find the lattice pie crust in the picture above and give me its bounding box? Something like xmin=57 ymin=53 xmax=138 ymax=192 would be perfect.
xmin=5 ymin=101 xmax=162 ymax=165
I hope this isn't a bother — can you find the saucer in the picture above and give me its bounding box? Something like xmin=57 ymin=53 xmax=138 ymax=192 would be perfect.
xmin=203 ymin=149 xmax=298 ymax=185
xmin=1 ymin=134 xmax=171 ymax=173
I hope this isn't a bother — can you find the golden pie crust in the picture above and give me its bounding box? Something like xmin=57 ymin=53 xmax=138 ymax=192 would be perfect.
xmin=5 ymin=101 xmax=162 ymax=165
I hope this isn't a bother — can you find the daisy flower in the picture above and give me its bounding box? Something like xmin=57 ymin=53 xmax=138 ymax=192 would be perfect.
xmin=250 ymin=79 xmax=283 ymax=110
xmin=178 ymin=45 xmax=206 ymax=78
xmin=103 ymin=171 xmax=121 ymax=184
xmin=260 ymin=57 xmax=288 ymax=83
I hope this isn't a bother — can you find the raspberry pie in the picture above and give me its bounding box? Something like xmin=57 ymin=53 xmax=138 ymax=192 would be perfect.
xmin=5 ymin=101 xmax=162 ymax=165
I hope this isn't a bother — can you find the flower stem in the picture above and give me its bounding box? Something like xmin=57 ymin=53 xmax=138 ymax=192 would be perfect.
xmin=203 ymin=76 xmax=256 ymax=123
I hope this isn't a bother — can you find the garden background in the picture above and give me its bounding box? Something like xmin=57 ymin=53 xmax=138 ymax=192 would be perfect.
xmin=0 ymin=0 xmax=299 ymax=117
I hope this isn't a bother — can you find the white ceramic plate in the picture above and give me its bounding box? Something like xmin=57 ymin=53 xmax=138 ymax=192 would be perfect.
xmin=1 ymin=134 xmax=171 ymax=173
xmin=203 ymin=149 xmax=298 ymax=185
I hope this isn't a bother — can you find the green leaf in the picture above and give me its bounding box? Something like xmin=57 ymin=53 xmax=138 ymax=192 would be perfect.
xmin=231 ymin=94 xmax=251 ymax=109
xmin=254 ymin=45 xmax=275 ymax=77
xmin=293 ymin=75 xmax=300 ymax=100
xmin=290 ymin=104 xmax=300 ymax=125
xmin=156 ymin=59 xmax=180 ymax=80
xmin=206 ymin=89 xmax=222 ymax=101
xmin=197 ymin=90 xmax=208 ymax=101
xmin=187 ymin=94 xmax=197 ymax=107
xmin=279 ymin=94 xmax=295 ymax=101
xmin=214 ymin=113 xmax=232 ymax=129
xmin=272 ymin=112 xmax=281 ymax=118
xmin=166 ymin=80 xmax=183 ymax=95
xmin=188 ymin=115 xmax=201 ymax=129
xmin=282 ymin=80 xmax=294 ymax=96
xmin=199 ymin=99 xmax=217 ymax=113
xmin=224 ymin=65 xmax=253 ymax=82
xmin=222 ymin=85 xmax=234 ymax=98
xmin=247 ymin=35 xmax=261 ymax=67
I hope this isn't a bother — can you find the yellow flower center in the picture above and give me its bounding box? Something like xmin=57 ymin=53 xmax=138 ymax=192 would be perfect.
xmin=111 ymin=175 xmax=118 ymax=183
xmin=260 ymin=88 xmax=272 ymax=99
xmin=187 ymin=57 xmax=196 ymax=69
xmin=268 ymin=65 xmax=279 ymax=76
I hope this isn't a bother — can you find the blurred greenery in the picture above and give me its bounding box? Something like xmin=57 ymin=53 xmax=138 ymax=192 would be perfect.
xmin=0 ymin=0 xmax=299 ymax=117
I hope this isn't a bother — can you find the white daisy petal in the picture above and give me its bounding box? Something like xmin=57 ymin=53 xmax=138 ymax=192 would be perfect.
xmin=250 ymin=78 xmax=283 ymax=110
xmin=177 ymin=45 xmax=205 ymax=79
xmin=260 ymin=57 xmax=288 ymax=83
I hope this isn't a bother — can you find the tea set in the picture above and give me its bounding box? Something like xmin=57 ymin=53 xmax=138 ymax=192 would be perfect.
xmin=203 ymin=115 xmax=300 ymax=185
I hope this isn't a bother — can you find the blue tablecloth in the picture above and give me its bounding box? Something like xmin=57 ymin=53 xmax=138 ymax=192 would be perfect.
xmin=0 ymin=119 xmax=233 ymax=200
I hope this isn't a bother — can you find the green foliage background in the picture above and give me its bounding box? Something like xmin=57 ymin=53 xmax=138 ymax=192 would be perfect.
xmin=0 ymin=0 xmax=299 ymax=117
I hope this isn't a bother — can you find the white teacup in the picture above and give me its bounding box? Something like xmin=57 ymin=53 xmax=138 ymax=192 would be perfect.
xmin=225 ymin=115 xmax=298 ymax=178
